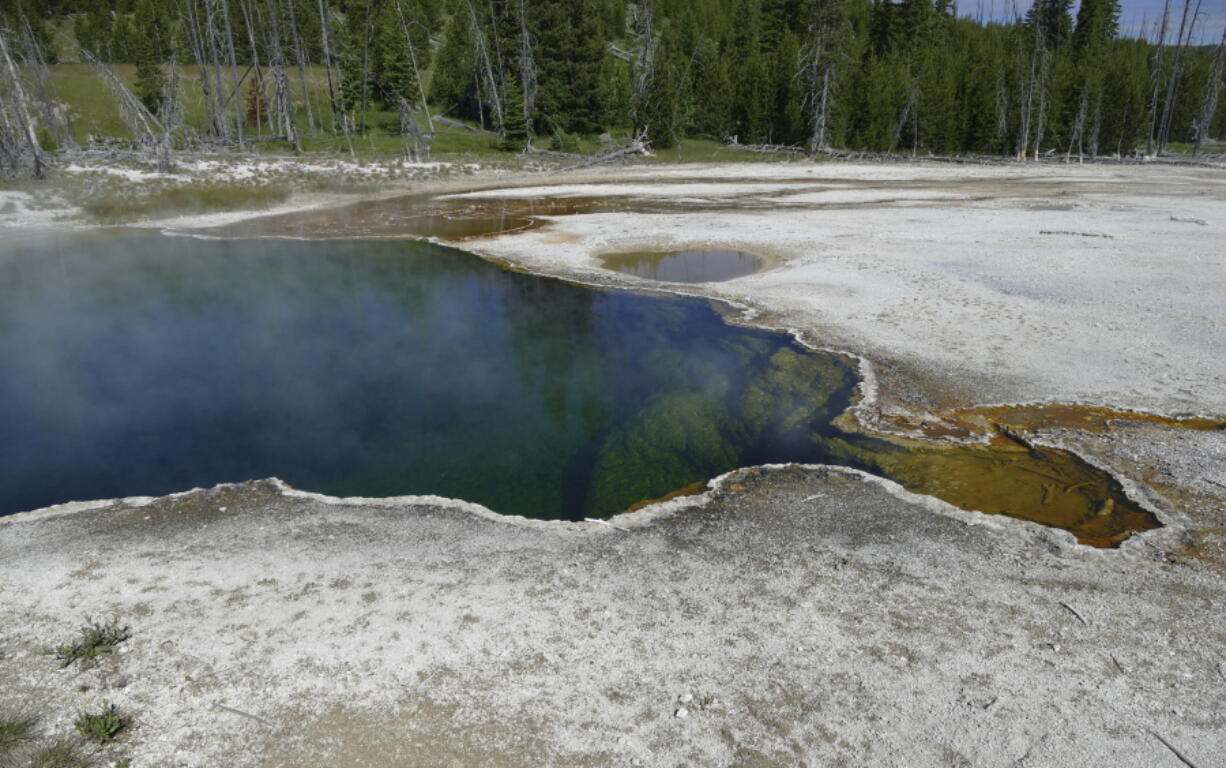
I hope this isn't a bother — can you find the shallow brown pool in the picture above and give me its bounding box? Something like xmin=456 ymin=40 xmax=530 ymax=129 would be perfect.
xmin=600 ymin=249 xmax=763 ymax=283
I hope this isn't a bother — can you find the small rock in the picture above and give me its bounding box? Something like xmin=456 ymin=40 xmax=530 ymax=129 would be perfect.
xmin=674 ymin=706 xmax=689 ymax=719
xmin=679 ymin=692 xmax=693 ymax=704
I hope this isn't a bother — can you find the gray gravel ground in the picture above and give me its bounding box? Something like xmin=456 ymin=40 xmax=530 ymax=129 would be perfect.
xmin=2 ymin=469 xmax=1224 ymax=767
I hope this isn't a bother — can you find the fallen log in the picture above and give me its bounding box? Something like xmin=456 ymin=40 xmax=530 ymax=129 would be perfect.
xmin=555 ymin=133 xmax=652 ymax=173
xmin=433 ymin=115 xmax=500 ymax=138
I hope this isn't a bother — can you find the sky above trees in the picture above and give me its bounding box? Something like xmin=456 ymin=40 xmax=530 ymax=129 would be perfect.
xmin=962 ymin=0 xmax=1226 ymax=42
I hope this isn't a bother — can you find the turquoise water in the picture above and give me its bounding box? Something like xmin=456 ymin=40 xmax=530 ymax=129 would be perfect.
xmin=0 ymin=232 xmax=856 ymax=519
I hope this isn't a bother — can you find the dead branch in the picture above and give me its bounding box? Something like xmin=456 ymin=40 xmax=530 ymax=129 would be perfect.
xmin=1170 ymin=216 xmax=1208 ymax=225
xmin=434 ymin=115 xmax=499 ymax=137
xmin=212 ymin=702 xmax=273 ymax=728
xmin=1148 ymin=730 xmax=1202 ymax=768
xmin=608 ymin=43 xmax=634 ymax=62
xmin=1039 ymin=230 xmax=1114 ymax=239
xmin=731 ymin=142 xmax=807 ymax=156
xmin=584 ymin=518 xmax=630 ymax=532
xmin=523 ymin=143 xmax=584 ymax=160
xmin=554 ymin=132 xmax=652 ymax=173
xmin=1058 ymin=601 xmax=1088 ymax=626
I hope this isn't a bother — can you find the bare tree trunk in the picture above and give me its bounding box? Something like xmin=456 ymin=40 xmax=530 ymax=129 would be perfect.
xmin=265 ymin=0 xmax=301 ymax=151
xmin=80 ymin=46 xmax=170 ymax=166
xmin=1067 ymin=83 xmax=1088 ymax=162
xmin=216 ymin=0 xmax=245 ymax=146
xmin=892 ymin=85 xmax=917 ymax=152
xmin=801 ymin=6 xmax=843 ymax=156
xmin=0 ymin=29 xmax=46 ymax=178
xmin=629 ymin=0 xmax=656 ymax=132
xmin=1193 ymin=25 xmax=1226 ymax=155
xmin=1146 ymin=0 xmax=1173 ymax=155
xmin=1032 ymin=49 xmax=1050 ymax=160
xmin=1088 ymin=90 xmax=1102 ymax=157
xmin=995 ymin=72 xmax=1009 ymax=150
xmin=393 ymin=0 xmax=434 ymax=134
xmin=465 ymin=0 xmax=503 ymax=131
xmin=396 ymin=95 xmax=428 ymax=160
xmin=285 ymin=0 xmax=316 ymax=134
xmin=1017 ymin=22 xmax=1042 ymax=160
xmin=237 ymin=0 xmax=267 ymax=139
xmin=179 ymin=0 xmax=227 ymax=139
xmin=316 ymin=0 xmax=340 ymax=133
xmin=358 ymin=0 xmax=372 ymax=134
xmin=1157 ymin=0 xmax=1204 ymax=152
xmin=517 ymin=0 xmax=536 ymax=126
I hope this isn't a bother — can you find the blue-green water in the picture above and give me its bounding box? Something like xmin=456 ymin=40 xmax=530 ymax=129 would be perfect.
xmin=0 ymin=232 xmax=856 ymax=519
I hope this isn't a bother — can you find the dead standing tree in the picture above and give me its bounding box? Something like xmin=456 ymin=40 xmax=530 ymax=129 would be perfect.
xmin=516 ymin=0 xmax=537 ymax=130
xmin=80 ymin=47 xmax=175 ymax=171
xmin=1145 ymin=0 xmax=1173 ymax=155
xmin=628 ymin=0 xmax=656 ymax=134
xmin=264 ymin=0 xmax=302 ymax=151
xmin=284 ymin=0 xmax=317 ymax=135
xmin=1156 ymin=0 xmax=1204 ymax=153
xmin=465 ymin=0 xmax=504 ymax=132
xmin=178 ymin=0 xmax=246 ymax=145
xmin=800 ymin=0 xmax=848 ymax=155
xmin=0 ymin=26 xmax=50 ymax=178
xmin=393 ymin=0 xmax=435 ymax=135
xmin=1192 ymin=25 xmax=1226 ymax=155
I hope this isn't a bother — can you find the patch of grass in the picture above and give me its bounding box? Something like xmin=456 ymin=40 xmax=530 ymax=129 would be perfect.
xmin=26 ymin=737 xmax=94 ymax=768
xmin=74 ymin=703 xmax=126 ymax=744
xmin=0 ymin=712 xmax=36 ymax=754
xmin=53 ymin=618 xmax=130 ymax=668
xmin=81 ymin=183 xmax=290 ymax=222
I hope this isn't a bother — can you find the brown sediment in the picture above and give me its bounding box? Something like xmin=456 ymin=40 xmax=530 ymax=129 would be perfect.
xmin=826 ymin=429 xmax=1160 ymax=548
xmin=196 ymin=194 xmax=696 ymax=242
xmin=623 ymin=480 xmax=709 ymax=513
xmin=868 ymin=402 xmax=1225 ymax=441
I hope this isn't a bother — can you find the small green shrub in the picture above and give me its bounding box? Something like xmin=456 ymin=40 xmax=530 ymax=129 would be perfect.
xmin=26 ymin=737 xmax=93 ymax=768
xmin=53 ymin=618 xmax=130 ymax=667
xmin=74 ymin=702 xmax=126 ymax=744
xmin=0 ymin=712 xmax=36 ymax=753
xmin=549 ymin=130 xmax=582 ymax=154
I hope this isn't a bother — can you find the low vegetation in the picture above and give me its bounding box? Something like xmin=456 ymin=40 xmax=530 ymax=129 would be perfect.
xmin=80 ymin=182 xmax=291 ymax=222
xmin=24 ymin=738 xmax=94 ymax=768
xmin=0 ymin=712 xmax=37 ymax=753
xmin=52 ymin=619 xmax=130 ymax=668
xmin=74 ymin=703 xmax=127 ymax=744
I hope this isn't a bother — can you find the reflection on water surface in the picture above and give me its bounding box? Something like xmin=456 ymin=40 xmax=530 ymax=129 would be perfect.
xmin=0 ymin=232 xmax=1160 ymax=546
xmin=600 ymin=249 xmax=763 ymax=283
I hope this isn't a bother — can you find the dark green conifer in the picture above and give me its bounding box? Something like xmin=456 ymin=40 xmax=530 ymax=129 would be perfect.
xmin=131 ymin=0 xmax=166 ymax=114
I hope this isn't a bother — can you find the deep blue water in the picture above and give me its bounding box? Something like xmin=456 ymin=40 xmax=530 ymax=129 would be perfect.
xmin=0 ymin=232 xmax=855 ymax=519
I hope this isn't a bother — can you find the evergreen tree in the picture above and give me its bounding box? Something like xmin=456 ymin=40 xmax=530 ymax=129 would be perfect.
xmin=500 ymin=74 xmax=529 ymax=147
xmin=429 ymin=9 xmax=474 ymax=109
xmin=532 ymin=0 xmax=608 ymax=134
xmin=131 ymin=0 xmax=167 ymax=114
xmin=371 ymin=2 xmax=417 ymax=108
